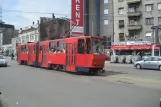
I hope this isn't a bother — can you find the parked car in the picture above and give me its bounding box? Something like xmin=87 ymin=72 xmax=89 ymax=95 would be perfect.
xmin=134 ymin=56 xmax=161 ymax=71
xmin=0 ymin=55 xmax=8 ymax=67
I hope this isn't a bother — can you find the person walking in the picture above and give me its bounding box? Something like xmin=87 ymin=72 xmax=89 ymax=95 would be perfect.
xmin=11 ymin=53 xmax=14 ymax=60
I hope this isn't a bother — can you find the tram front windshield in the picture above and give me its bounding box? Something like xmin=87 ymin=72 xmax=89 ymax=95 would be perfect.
xmin=91 ymin=38 xmax=104 ymax=55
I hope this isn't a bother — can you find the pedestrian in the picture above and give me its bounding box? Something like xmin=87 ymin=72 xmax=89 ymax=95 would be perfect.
xmin=11 ymin=53 xmax=14 ymax=60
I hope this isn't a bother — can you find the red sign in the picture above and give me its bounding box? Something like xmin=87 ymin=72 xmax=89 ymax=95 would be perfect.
xmin=71 ymin=0 xmax=84 ymax=34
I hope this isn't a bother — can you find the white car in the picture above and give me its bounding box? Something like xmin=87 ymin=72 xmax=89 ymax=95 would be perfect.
xmin=0 ymin=55 xmax=8 ymax=67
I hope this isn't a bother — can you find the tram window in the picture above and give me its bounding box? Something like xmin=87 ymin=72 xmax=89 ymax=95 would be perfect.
xmin=26 ymin=45 xmax=28 ymax=53
xmin=58 ymin=41 xmax=66 ymax=54
xmin=21 ymin=46 xmax=23 ymax=52
xmin=86 ymin=38 xmax=91 ymax=54
xmin=49 ymin=41 xmax=56 ymax=53
xmin=40 ymin=46 xmax=43 ymax=53
xmin=21 ymin=45 xmax=27 ymax=53
xmin=78 ymin=39 xmax=84 ymax=54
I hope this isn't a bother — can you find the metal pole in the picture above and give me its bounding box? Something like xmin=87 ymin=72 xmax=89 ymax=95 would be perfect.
xmin=91 ymin=18 xmax=94 ymax=36
xmin=152 ymin=44 xmax=154 ymax=56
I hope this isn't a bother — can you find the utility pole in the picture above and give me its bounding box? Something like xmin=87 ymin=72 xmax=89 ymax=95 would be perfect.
xmin=0 ymin=4 xmax=2 ymax=23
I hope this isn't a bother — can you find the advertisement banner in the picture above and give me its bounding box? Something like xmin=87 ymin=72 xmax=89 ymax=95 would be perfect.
xmin=71 ymin=0 xmax=84 ymax=34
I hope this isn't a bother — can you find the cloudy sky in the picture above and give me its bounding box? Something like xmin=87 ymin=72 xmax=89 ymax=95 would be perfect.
xmin=1 ymin=0 xmax=71 ymax=29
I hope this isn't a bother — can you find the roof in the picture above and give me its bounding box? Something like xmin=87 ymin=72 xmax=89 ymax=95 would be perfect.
xmin=19 ymin=27 xmax=37 ymax=34
xmin=0 ymin=23 xmax=14 ymax=29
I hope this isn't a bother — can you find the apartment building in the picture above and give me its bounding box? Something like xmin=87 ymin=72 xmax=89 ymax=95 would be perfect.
xmin=113 ymin=0 xmax=161 ymax=42
xmin=79 ymin=0 xmax=114 ymax=49
xmin=18 ymin=22 xmax=39 ymax=44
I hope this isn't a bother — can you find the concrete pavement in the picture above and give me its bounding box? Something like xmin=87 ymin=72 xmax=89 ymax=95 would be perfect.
xmin=0 ymin=60 xmax=160 ymax=107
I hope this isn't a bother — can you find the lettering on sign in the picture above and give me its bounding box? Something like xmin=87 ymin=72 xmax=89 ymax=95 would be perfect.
xmin=71 ymin=0 xmax=84 ymax=34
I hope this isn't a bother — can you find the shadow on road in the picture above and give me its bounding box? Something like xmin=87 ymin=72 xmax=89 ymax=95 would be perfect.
xmin=0 ymin=65 xmax=11 ymax=68
xmin=64 ymin=70 xmax=126 ymax=77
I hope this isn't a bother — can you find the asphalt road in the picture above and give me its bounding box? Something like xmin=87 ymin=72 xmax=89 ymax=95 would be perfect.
xmin=0 ymin=61 xmax=160 ymax=107
xmin=105 ymin=63 xmax=161 ymax=76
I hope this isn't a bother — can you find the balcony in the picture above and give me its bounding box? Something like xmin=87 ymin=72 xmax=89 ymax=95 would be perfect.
xmin=127 ymin=11 xmax=142 ymax=17
xmin=128 ymin=25 xmax=142 ymax=30
xmin=127 ymin=0 xmax=141 ymax=4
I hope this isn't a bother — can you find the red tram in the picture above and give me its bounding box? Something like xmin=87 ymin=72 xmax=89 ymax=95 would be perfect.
xmin=16 ymin=36 xmax=106 ymax=74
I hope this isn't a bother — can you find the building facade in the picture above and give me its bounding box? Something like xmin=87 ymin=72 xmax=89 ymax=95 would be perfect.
xmin=83 ymin=0 xmax=114 ymax=49
xmin=11 ymin=37 xmax=19 ymax=55
xmin=18 ymin=21 xmax=39 ymax=44
xmin=113 ymin=0 xmax=161 ymax=42
xmin=18 ymin=27 xmax=39 ymax=44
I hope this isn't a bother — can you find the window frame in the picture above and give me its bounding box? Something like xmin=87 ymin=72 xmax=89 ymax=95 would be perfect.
xmin=118 ymin=7 xmax=124 ymax=15
xmin=104 ymin=8 xmax=109 ymax=15
xmin=49 ymin=41 xmax=57 ymax=53
xmin=158 ymin=17 xmax=161 ymax=25
xmin=145 ymin=4 xmax=153 ymax=12
xmin=158 ymin=3 xmax=161 ymax=10
xmin=104 ymin=20 xmax=109 ymax=25
xmin=78 ymin=39 xmax=85 ymax=54
xmin=145 ymin=17 xmax=154 ymax=25
xmin=104 ymin=0 xmax=108 ymax=4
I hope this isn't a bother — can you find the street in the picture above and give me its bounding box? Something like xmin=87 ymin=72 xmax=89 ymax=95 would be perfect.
xmin=0 ymin=60 xmax=161 ymax=107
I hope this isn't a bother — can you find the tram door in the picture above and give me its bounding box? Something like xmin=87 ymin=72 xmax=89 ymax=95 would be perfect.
xmin=17 ymin=46 xmax=21 ymax=63
xmin=66 ymin=43 xmax=76 ymax=72
xmin=42 ymin=45 xmax=48 ymax=67
xmin=28 ymin=45 xmax=33 ymax=65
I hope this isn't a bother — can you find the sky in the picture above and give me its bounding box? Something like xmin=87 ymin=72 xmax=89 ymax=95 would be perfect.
xmin=1 ymin=0 xmax=71 ymax=29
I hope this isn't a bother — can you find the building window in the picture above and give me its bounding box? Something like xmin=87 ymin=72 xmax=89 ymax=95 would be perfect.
xmin=104 ymin=20 xmax=109 ymax=25
xmin=129 ymin=31 xmax=138 ymax=40
xmin=129 ymin=18 xmax=138 ymax=25
xmin=104 ymin=9 xmax=108 ymax=14
xmin=119 ymin=20 xmax=124 ymax=28
xmin=158 ymin=3 xmax=161 ymax=10
xmin=128 ymin=6 xmax=137 ymax=12
xmin=118 ymin=8 xmax=124 ymax=15
xmin=145 ymin=18 xmax=154 ymax=25
xmin=158 ymin=17 xmax=161 ymax=24
xmin=119 ymin=33 xmax=125 ymax=41
xmin=26 ymin=35 xmax=29 ymax=42
xmin=118 ymin=0 xmax=123 ymax=2
xmin=145 ymin=4 xmax=153 ymax=12
xmin=145 ymin=32 xmax=153 ymax=41
xmin=104 ymin=0 xmax=108 ymax=4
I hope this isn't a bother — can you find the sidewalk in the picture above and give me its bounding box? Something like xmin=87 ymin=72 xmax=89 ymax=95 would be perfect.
xmin=105 ymin=61 xmax=110 ymax=64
